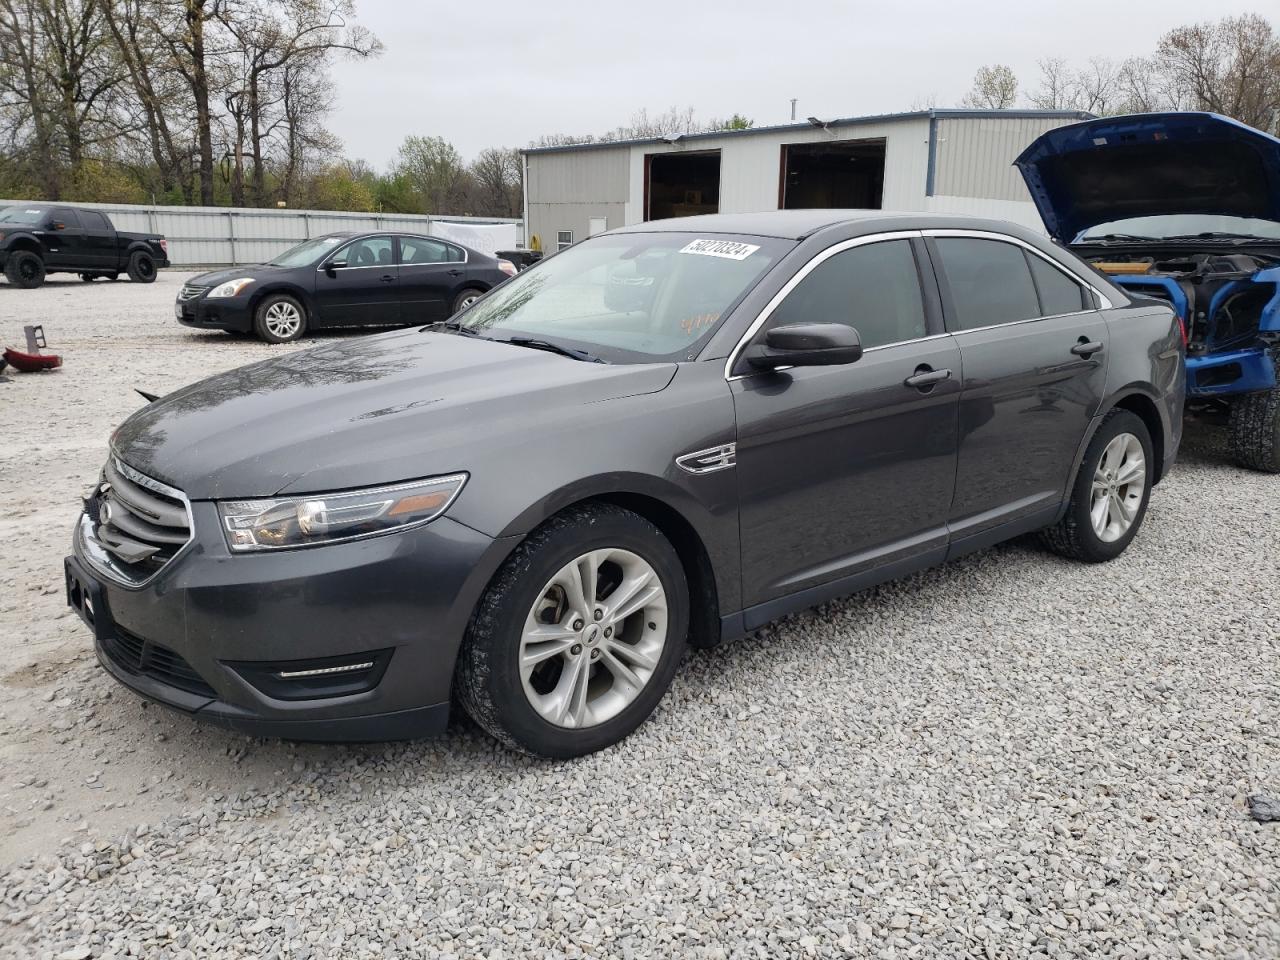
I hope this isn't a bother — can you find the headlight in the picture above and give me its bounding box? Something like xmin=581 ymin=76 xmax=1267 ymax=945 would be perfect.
xmin=207 ymin=277 xmax=255 ymax=298
xmin=218 ymin=474 xmax=467 ymax=552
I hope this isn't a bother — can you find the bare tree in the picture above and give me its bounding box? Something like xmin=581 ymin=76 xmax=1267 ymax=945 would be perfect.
xmin=470 ymin=146 xmax=522 ymax=217
xmin=1155 ymin=13 xmax=1280 ymax=131
xmin=962 ymin=64 xmax=1018 ymax=109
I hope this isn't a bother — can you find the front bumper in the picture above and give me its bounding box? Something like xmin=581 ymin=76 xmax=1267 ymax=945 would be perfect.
xmin=1186 ymin=347 xmax=1277 ymax=397
xmin=176 ymin=294 xmax=254 ymax=332
xmin=66 ymin=510 xmax=516 ymax=741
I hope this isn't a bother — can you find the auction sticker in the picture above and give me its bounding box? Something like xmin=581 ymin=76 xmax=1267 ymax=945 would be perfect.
xmin=679 ymin=239 xmax=760 ymax=261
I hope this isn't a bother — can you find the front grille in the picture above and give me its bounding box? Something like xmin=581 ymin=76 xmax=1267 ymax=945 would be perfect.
xmin=178 ymin=283 xmax=206 ymax=302
xmin=88 ymin=458 xmax=192 ymax=583
xmin=104 ymin=627 xmax=216 ymax=698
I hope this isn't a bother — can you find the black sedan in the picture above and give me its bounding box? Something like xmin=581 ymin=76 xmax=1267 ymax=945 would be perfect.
xmin=176 ymin=231 xmax=517 ymax=342
xmin=69 ymin=211 xmax=1183 ymax=758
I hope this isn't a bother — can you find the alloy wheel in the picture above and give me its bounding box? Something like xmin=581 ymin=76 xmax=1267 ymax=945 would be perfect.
xmin=264 ymin=301 xmax=302 ymax=339
xmin=519 ymin=548 xmax=668 ymax=729
xmin=1090 ymin=432 xmax=1146 ymax=543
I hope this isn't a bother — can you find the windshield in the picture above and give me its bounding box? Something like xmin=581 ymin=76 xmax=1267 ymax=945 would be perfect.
xmin=1079 ymin=215 xmax=1280 ymax=242
xmin=268 ymin=235 xmax=348 ymax=267
xmin=453 ymin=232 xmax=788 ymax=362
xmin=0 ymin=207 xmax=48 ymax=225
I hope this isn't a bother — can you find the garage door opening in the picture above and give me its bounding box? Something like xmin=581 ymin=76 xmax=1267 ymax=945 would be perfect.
xmin=646 ymin=151 xmax=721 ymax=220
xmin=780 ymin=139 xmax=885 ymax=210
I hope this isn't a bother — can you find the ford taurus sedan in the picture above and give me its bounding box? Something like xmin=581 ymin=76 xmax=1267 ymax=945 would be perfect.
xmin=66 ymin=211 xmax=1184 ymax=758
xmin=176 ymin=231 xmax=517 ymax=343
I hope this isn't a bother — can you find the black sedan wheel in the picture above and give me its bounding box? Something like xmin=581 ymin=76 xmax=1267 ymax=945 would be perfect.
xmin=457 ymin=503 xmax=689 ymax=758
xmin=253 ymin=294 xmax=308 ymax=344
xmin=4 ymin=250 xmax=45 ymax=289
xmin=453 ymin=288 xmax=484 ymax=314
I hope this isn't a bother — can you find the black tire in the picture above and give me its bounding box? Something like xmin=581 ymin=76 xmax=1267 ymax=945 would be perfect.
xmin=252 ymin=293 xmax=308 ymax=344
xmin=126 ymin=250 xmax=156 ymax=283
xmin=4 ymin=250 xmax=45 ymax=288
xmin=1228 ymin=361 xmax=1280 ymax=473
xmin=452 ymin=287 xmax=485 ymax=315
xmin=456 ymin=502 xmax=689 ymax=759
xmin=1041 ymin=409 xmax=1154 ymax=563
xmin=80 ymin=272 xmax=97 ymax=282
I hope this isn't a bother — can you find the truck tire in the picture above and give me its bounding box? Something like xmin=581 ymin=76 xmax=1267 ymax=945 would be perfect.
xmin=1040 ymin=409 xmax=1154 ymax=563
xmin=1229 ymin=368 xmax=1280 ymax=473
xmin=4 ymin=250 xmax=45 ymax=289
xmin=126 ymin=250 xmax=156 ymax=283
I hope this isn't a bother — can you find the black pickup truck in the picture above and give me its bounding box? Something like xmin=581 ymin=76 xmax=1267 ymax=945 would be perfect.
xmin=0 ymin=203 xmax=169 ymax=288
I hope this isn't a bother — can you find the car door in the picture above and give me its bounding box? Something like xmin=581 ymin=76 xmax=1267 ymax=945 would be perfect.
xmin=78 ymin=210 xmax=116 ymax=269
xmin=731 ymin=235 xmax=962 ymax=610
xmin=396 ymin=235 xmax=465 ymax=322
xmin=313 ymin=235 xmax=399 ymax=327
xmin=41 ymin=207 xmax=87 ymax=269
xmin=925 ymin=232 xmax=1109 ymax=545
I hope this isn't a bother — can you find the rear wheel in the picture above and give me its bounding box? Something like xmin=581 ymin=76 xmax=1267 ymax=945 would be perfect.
xmin=1229 ymin=365 xmax=1280 ymax=473
xmin=5 ymin=250 xmax=45 ymax=288
xmin=452 ymin=288 xmax=484 ymax=314
xmin=1041 ymin=409 xmax=1153 ymax=563
xmin=253 ymin=293 xmax=307 ymax=343
xmin=457 ymin=503 xmax=689 ymax=758
xmin=126 ymin=250 xmax=156 ymax=283
xmin=80 ymin=272 xmax=98 ymax=282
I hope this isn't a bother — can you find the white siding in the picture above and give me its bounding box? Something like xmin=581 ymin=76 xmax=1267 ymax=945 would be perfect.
xmin=933 ymin=115 xmax=1075 ymax=203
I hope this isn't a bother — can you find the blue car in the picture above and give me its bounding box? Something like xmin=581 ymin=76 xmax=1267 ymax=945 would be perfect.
xmin=1017 ymin=112 xmax=1280 ymax=472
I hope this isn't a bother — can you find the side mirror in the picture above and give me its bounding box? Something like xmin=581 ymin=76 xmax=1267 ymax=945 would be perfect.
xmin=326 ymin=258 xmax=348 ymax=274
xmin=746 ymin=322 xmax=863 ymax=369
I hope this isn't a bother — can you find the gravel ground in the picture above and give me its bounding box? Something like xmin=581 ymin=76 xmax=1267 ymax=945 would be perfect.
xmin=1 ymin=272 xmax=1277 ymax=959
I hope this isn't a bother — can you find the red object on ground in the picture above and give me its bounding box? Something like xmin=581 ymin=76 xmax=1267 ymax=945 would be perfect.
xmin=3 ymin=347 xmax=62 ymax=372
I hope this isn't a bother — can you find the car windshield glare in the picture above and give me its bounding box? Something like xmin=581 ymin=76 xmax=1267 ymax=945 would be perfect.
xmin=453 ymin=232 xmax=788 ymax=362
xmin=269 ymin=235 xmax=347 ymax=267
xmin=1079 ymin=214 xmax=1280 ymax=242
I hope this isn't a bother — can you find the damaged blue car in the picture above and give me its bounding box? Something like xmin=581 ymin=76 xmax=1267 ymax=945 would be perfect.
xmin=1017 ymin=112 xmax=1280 ymax=472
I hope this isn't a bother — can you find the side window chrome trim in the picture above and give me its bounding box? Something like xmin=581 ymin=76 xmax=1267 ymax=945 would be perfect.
xmin=923 ymin=228 xmax=1113 ymax=311
xmin=724 ymin=230 xmax=924 ymax=381
xmin=400 ymin=233 xmax=468 ymax=265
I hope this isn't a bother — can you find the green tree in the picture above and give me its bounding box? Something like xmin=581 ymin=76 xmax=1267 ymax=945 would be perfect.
xmin=390 ymin=135 xmax=467 ymax=214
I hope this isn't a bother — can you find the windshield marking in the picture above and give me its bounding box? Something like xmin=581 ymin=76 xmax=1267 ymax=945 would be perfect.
xmin=679 ymin=239 xmax=760 ymax=260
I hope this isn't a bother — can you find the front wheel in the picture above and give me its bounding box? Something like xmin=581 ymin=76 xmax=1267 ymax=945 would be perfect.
xmin=253 ymin=293 xmax=308 ymax=343
xmin=5 ymin=250 xmax=45 ymax=288
xmin=457 ymin=503 xmax=689 ymax=758
xmin=126 ymin=250 xmax=156 ymax=283
xmin=1041 ymin=409 xmax=1154 ymax=563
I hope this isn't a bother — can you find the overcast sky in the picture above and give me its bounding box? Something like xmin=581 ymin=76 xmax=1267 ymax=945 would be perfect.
xmin=327 ymin=0 xmax=1267 ymax=167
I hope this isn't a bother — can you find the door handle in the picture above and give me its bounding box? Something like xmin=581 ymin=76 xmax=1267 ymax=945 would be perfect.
xmin=904 ymin=366 xmax=952 ymax=390
xmin=447 ymin=268 xmax=464 ymax=276
xmin=379 ymin=274 xmax=395 ymax=283
xmin=1071 ymin=339 xmax=1104 ymax=357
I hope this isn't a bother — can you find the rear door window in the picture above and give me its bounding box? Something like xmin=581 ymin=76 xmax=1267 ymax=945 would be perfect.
xmin=1026 ymin=252 xmax=1088 ymax=316
xmin=80 ymin=210 xmax=111 ymax=231
xmin=399 ymin=236 xmax=462 ymax=264
xmin=934 ymin=237 xmax=1041 ymax=331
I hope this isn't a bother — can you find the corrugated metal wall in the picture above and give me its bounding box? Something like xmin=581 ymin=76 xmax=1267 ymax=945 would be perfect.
xmin=0 ymin=199 xmax=522 ymax=266
xmin=525 ymin=146 xmax=630 ymax=250
xmin=932 ymin=115 xmax=1070 ymax=203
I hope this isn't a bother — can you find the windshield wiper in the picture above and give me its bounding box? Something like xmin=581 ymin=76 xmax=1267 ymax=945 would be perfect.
xmin=1085 ymin=233 xmax=1157 ymax=243
xmin=1160 ymin=232 xmax=1266 ymax=242
xmin=422 ymin=319 xmax=486 ymax=337
xmin=503 ymin=336 xmax=603 ymax=363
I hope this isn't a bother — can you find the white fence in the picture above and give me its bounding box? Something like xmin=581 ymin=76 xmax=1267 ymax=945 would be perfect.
xmin=0 ymin=199 xmax=523 ymax=267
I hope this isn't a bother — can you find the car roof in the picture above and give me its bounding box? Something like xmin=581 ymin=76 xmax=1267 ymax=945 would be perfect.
xmin=611 ymin=209 xmax=1041 ymax=241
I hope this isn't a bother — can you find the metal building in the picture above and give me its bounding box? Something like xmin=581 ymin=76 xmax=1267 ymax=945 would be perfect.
xmin=521 ymin=109 xmax=1091 ymax=252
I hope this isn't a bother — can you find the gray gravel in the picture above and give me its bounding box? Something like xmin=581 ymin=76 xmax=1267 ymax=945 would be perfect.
xmin=2 ymin=274 xmax=1278 ymax=958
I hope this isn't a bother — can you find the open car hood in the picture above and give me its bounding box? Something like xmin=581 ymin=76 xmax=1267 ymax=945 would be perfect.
xmin=1014 ymin=112 xmax=1280 ymax=243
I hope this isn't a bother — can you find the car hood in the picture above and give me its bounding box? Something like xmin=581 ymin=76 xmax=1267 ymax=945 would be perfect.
xmin=187 ymin=264 xmax=292 ymax=287
xmin=1014 ymin=112 xmax=1280 ymax=243
xmin=112 ymin=329 xmax=678 ymax=499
